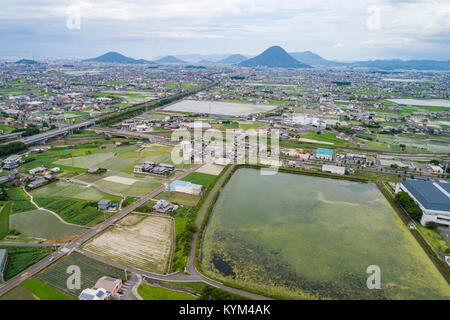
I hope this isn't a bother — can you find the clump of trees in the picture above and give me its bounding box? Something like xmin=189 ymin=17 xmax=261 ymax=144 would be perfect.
xmin=13 ymin=124 xmax=40 ymax=137
xmin=425 ymin=222 xmax=438 ymax=232
xmin=395 ymin=192 xmax=423 ymax=221
xmin=0 ymin=141 xmax=27 ymax=157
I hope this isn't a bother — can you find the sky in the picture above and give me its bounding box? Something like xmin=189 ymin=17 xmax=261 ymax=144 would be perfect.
xmin=1 ymin=0 xmax=449 ymax=61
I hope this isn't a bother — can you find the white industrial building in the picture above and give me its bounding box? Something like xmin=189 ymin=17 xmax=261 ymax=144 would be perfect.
xmin=322 ymin=165 xmax=346 ymax=175
xmin=169 ymin=180 xmax=203 ymax=196
xmin=395 ymin=179 xmax=450 ymax=227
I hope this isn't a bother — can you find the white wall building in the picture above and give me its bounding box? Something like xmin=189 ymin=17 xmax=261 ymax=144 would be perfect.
xmin=395 ymin=179 xmax=450 ymax=227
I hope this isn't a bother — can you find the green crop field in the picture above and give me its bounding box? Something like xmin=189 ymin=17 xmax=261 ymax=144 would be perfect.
xmin=34 ymin=252 xmax=126 ymax=299
xmin=181 ymin=172 xmax=216 ymax=187
xmin=122 ymin=197 xmax=139 ymax=208
xmin=0 ymin=246 xmax=52 ymax=281
xmin=34 ymin=197 xmax=106 ymax=226
xmin=0 ymin=285 xmax=38 ymax=300
xmin=10 ymin=210 xmax=86 ymax=240
xmin=21 ymin=279 xmax=74 ymax=300
xmin=6 ymin=188 xmax=29 ymax=201
xmin=138 ymin=284 xmax=196 ymax=300
xmin=30 ymin=181 xmax=118 ymax=201
xmin=299 ymin=131 xmax=351 ymax=147
xmin=11 ymin=201 xmax=36 ymax=214
xmin=200 ymin=168 xmax=450 ymax=300
xmin=155 ymin=192 xmax=201 ymax=207
xmin=0 ymin=202 xmax=11 ymax=239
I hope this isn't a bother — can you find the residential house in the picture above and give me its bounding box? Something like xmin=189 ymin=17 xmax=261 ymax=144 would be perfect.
xmin=153 ymin=200 xmax=175 ymax=213
xmin=98 ymin=199 xmax=112 ymax=210
xmin=93 ymin=277 xmax=123 ymax=297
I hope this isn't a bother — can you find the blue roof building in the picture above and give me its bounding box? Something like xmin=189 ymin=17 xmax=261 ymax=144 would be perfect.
xmin=170 ymin=180 xmax=203 ymax=195
xmin=315 ymin=148 xmax=333 ymax=160
xmin=397 ymin=179 xmax=450 ymax=227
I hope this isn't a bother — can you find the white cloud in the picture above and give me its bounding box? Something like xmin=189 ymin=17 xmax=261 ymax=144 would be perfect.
xmin=0 ymin=0 xmax=448 ymax=59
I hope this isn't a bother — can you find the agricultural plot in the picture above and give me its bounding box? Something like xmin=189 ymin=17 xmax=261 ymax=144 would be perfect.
xmin=358 ymin=134 xmax=450 ymax=153
xmin=11 ymin=201 xmax=36 ymax=214
xmin=30 ymin=181 xmax=115 ymax=201
xmin=34 ymin=197 xmax=106 ymax=226
xmin=0 ymin=202 xmax=11 ymax=239
xmin=10 ymin=210 xmax=86 ymax=240
xmin=34 ymin=252 xmax=125 ymax=299
xmin=181 ymin=172 xmax=217 ymax=188
xmin=96 ymin=172 xmax=166 ymax=196
xmin=5 ymin=188 xmax=29 ymax=201
xmin=52 ymin=146 xmax=182 ymax=196
xmin=103 ymin=175 xmax=137 ymax=185
xmin=54 ymin=152 xmax=119 ymax=169
xmin=164 ymin=100 xmax=277 ymax=116
xmin=83 ymin=215 xmax=173 ymax=274
xmin=21 ymin=279 xmax=74 ymax=300
xmin=299 ymin=131 xmax=351 ymax=147
xmin=201 ymin=168 xmax=450 ymax=300
xmin=138 ymin=284 xmax=196 ymax=300
xmin=0 ymin=285 xmax=38 ymax=300
xmin=195 ymin=163 xmax=225 ymax=176
xmin=0 ymin=246 xmax=52 ymax=281
xmin=155 ymin=192 xmax=201 ymax=207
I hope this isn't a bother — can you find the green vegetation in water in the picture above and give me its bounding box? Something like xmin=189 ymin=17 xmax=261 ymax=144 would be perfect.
xmin=200 ymin=168 xmax=450 ymax=300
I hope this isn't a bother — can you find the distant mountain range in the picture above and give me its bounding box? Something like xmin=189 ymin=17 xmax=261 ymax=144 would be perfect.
xmin=218 ymin=54 xmax=248 ymax=65
xmin=239 ymin=46 xmax=311 ymax=68
xmin=346 ymin=59 xmax=450 ymax=70
xmin=15 ymin=59 xmax=40 ymax=65
xmin=156 ymin=55 xmax=186 ymax=64
xmin=83 ymin=52 xmax=154 ymax=64
xmin=289 ymin=51 xmax=342 ymax=67
xmin=80 ymin=49 xmax=450 ymax=70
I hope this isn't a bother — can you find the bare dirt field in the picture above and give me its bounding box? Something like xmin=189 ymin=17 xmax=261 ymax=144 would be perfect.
xmin=195 ymin=163 xmax=225 ymax=176
xmin=83 ymin=215 xmax=173 ymax=274
xmin=102 ymin=175 xmax=137 ymax=185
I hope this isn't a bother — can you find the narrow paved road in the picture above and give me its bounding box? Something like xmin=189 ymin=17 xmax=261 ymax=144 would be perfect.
xmin=0 ymin=242 xmax=64 ymax=247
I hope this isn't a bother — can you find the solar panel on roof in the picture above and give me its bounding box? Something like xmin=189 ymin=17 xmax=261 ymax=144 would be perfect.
xmin=96 ymin=291 xmax=104 ymax=298
xmin=80 ymin=293 xmax=94 ymax=300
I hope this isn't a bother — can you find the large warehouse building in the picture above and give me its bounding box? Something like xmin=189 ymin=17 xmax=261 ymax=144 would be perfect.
xmin=395 ymin=179 xmax=450 ymax=227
